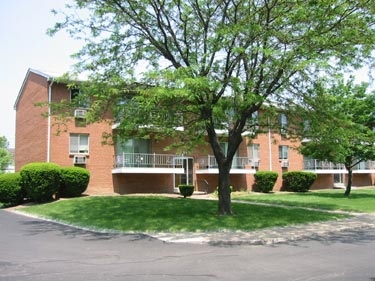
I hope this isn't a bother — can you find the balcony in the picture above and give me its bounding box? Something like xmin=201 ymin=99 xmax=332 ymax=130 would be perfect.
xmin=304 ymin=159 xmax=375 ymax=174
xmin=196 ymin=155 xmax=258 ymax=174
xmin=112 ymin=153 xmax=184 ymax=174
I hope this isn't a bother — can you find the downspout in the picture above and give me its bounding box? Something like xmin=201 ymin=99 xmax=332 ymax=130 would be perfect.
xmin=268 ymin=117 xmax=272 ymax=171
xmin=47 ymin=79 xmax=54 ymax=163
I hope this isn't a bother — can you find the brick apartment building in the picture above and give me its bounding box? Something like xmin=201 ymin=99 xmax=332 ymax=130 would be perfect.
xmin=14 ymin=69 xmax=375 ymax=195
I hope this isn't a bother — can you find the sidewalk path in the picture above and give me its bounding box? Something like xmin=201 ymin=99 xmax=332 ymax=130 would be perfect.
xmin=152 ymin=212 xmax=375 ymax=245
xmin=152 ymin=194 xmax=375 ymax=245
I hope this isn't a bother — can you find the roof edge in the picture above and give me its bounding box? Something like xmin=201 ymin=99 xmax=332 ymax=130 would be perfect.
xmin=13 ymin=68 xmax=54 ymax=110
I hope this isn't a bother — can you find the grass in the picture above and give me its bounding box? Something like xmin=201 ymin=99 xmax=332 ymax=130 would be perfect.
xmin=17 ymin=196 xmax=347 ymax=233
xmin=232 ymin=188 xmax=375 ymax=213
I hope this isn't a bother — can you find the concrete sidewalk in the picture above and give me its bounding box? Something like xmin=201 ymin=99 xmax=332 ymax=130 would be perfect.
xmin=151 ymin=193 xmax=375 ymax=245
xmin=152 ymin=212 xmax=375 ymax=245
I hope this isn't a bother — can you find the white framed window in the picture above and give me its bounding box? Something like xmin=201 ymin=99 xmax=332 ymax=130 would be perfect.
xmin=248 ymin=143 xmax=260 ymax=160
xmin=70 ymin=134 xmax=89 ymax=154
xmin=278 ymin=145 xmax=288 ymax=160
xmin=279 ymin=113 xmax=288 ymax=135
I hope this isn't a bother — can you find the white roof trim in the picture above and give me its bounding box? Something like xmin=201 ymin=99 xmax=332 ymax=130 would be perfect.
xmin=13 ymin=68 xmax=56 ymax=110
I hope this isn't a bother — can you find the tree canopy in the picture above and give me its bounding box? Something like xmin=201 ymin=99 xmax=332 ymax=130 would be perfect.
xmin=292 ymin=77 xmax=375 ymax=196
xmin=50 ymin=0 xmax=375 ymax=214
xmin=0 ymin=136 xmax=12 ymax=174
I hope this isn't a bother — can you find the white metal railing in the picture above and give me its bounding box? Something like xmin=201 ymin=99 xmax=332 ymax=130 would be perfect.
xmin=114 ymin=153 xmax=183 ymax=168
xmin=197 ymin=155 xmax=258 ymax=169
xmin=304 ymin=159 xmax=375 ymax=171
xmin=353 ymin=161 xmax=375 ymax=170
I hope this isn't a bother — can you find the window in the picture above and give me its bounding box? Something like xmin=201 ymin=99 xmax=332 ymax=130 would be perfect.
xmin=247 ymin=111 xmax=259 ymax=133
xmin=70 ymin=134 xmax=89 ymax=154
xmin=116 ymin=139 xmax=151 ymax=154
xmin=278 ymin=145 xmax=288 ymax=160
xmin=70 ymin=88 xmax=80 ymax=101
xmin=279 ymin=113 xmax=288 ymax=135
xmin=70 ymin=88 xmax=89 ymax=108
xmin=248 ymin=144 xmax=260 ymax=160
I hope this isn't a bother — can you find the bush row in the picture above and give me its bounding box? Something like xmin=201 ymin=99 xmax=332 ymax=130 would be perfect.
xmin=0 ymin=163 xmax=90 ymax=207
xmin=253 ymin=171 xmax=317 ymax=193
xmin=282 ymin=171 xmax=317 ymax=192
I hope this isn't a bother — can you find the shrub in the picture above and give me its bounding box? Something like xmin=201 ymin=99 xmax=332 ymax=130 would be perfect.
xmin=20 ymin=162 xmax=61 ymax=203
xmin=253 ymin=171 xmax=278 ymax=193
xmin=59 ymin=166 xmax=90 ymax=198
xmin=282 ymin=171 xmax=317 ymax=192
xmin=215 ymin=185 xmax=233 ymax=196
xmin=0 ymin=173 xmax=23 ymax=207
xmin=178 ymin=184 xmax=194 ymax=198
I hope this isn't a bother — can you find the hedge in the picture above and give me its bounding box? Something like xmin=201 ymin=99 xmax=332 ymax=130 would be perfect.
xmin=20 ymin=162 xmax=61 ymax=203
xmin=59 ymin=166 xmax=90 ymax=198
xmin=0 ymin=172 xmax=23 ymax=207
xmin=253 ymin=171 xmax=278 ymax=193
xmin=178 ymin=184 xmax=194 ymax=198
xmin=282 ymin=171 xmax=317 ymax=192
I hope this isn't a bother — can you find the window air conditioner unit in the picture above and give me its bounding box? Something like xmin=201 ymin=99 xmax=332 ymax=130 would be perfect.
xmin=73 ymin=155 xmax=87 ymax=165
xmin=281 ymin=161 xmax=289 ymax=168
xmin=74 ymin=109 xmax=87 ymax=119
xmin=251 ymin=160 xmax=260 ymax=168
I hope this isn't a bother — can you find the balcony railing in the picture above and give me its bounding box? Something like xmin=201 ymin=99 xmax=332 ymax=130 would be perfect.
xmin=304 ymin=159 xmax=375 ymax=171
xmin=114 ymin=153 xmax=183 ymax=168
xmin=197 ymin=155 xmax=259 ymax=169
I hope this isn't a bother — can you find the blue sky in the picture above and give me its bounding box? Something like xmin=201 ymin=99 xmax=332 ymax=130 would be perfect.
xmin=0 ymin=0 xmax=82 ymax=147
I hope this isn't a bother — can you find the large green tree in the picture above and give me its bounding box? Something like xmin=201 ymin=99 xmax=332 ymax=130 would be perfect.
xmin=292 ymin=78 xmax=375 ymax=196
xmin=50 ymin=0 xmax=375 ymax=214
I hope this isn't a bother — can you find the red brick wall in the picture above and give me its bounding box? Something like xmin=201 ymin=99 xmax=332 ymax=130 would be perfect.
xmin=113 ymin=173 xmax=174 ymax=194
xmin=310 ymin=174 xmax=334 ymax=189
xmin=352 ymin=173 xmax=373 ymax=187
xmin=15 ymin=72 xmax=115 ymax=194
xmin=16 ymin=72 xmax=373 ymax=195
xmin=15 ymin=72 xmax=49 ymax=171
xmin=48 ymin=84 xmax=114 ymax=194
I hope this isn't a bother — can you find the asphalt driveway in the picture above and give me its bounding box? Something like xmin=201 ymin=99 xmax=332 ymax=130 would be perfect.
xmin=1 ymin=210 xmax=375 ymax=281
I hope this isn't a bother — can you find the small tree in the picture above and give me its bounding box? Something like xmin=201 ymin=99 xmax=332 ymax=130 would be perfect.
xmin=0 ymin=136 xmax=12 ymax=174
xmin=293 ymin=77 xmax=375 ymax=196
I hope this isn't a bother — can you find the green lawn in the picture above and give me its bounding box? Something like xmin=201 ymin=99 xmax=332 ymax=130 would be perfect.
xmin=17 ymin=196 xmax=347 ymax=233
xmin=232 ymin=188 xmax=375 ymax=213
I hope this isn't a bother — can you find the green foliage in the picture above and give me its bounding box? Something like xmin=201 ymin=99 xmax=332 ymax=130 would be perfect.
xmin=178 ymin=184 xmax=194 ymax=198
xmin=19 ymin=196 xmax=347 ymax=232
xmin=0 ymin=173 xmax=23 ymax=207
xmin=282 ymin=171 xmax=317 ymax=192
xmin=59 ymin=166 xmax=90 ymax=198
xmin=232 ymin=188 xmax=375 ymax=213
xmin=253 ymin=171 xmax=278 ymax=193
xmin=0 ymin=136 xmax=12 ymax=174
xmin=20 ymin=162 xmax=61 ymax=203
xmin=292 ymin=77 xmax=375 ymax=196
xmin=50 ymin=0 xmax=375 ymax=214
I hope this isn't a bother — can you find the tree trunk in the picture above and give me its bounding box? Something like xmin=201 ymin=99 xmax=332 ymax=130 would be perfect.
xmin=217 ymin=162 xmax=232 ymax=215
xmin=344 ymin=168 xmax=353 ymax=197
